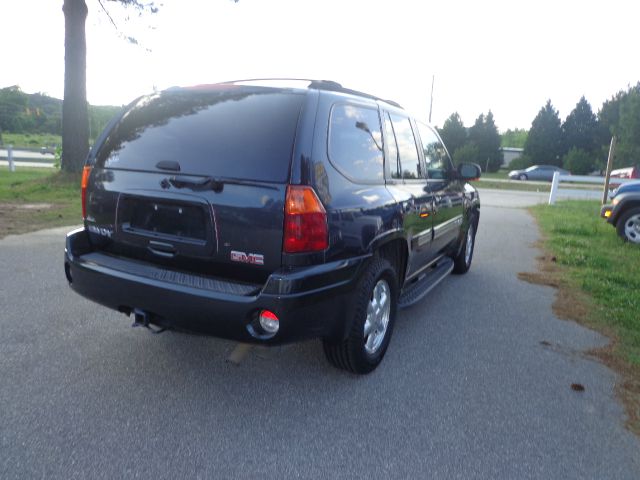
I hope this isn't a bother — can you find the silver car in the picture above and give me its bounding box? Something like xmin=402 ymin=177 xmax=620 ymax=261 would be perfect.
xmin=508 ymin=165 xmax=570 ymax=181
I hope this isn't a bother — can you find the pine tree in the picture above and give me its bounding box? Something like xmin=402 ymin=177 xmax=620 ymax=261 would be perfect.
xmin=468 ymin=111 xmax=502 ymax=172
xmin=437 ymin=113 xmax=467 ymax=158
xmin=562 ymin=96 xmax=599 ymax=155
xmin=524 ymin=100 xmax=563 ymax=167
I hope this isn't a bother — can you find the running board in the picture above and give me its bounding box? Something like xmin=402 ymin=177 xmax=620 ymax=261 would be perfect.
xmin=398 ymin=258 xmax=454 ymax=309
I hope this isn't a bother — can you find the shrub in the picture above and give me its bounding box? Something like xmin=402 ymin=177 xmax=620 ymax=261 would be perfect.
xmin=562 ymin=147 xmax=595 ymax=175
xmin=508 ymin=154 xmax=532 ymax=170
xmin=453 ymin=143 xmax=479 ymax=166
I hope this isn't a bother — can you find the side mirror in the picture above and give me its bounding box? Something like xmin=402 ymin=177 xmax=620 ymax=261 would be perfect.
xmin=457 ymin=162 xmax=482 ymax=181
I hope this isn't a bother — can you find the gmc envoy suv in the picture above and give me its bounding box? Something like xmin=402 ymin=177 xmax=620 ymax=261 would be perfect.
xmin=64 ymin=79 xmax=481 ymax=374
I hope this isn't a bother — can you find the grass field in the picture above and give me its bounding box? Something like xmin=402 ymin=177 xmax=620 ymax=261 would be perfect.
xmin=1 ymin=133 xmax=62 ymax=149
xmin=0 ymin=166 xmax=81 ymax=237
xmin=480 ymin=171 xmax=510 ymax=180
xmin=532 ymin=200 xmax=640 ymax=362
xmin=531 ymin=200 xmax=640 ymax=432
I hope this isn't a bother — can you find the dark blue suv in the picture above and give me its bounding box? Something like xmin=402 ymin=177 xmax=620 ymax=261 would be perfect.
xmin=64 ymin=79 xmax=481 ymax=373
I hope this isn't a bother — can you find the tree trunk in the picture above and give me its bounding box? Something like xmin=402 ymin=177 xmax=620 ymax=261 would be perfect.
xmin=62 ymin=0 xmax=89 ymax=173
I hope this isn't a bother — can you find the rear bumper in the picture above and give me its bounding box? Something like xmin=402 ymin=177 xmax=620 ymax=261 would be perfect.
xmin=64 ymin=228 xmax=367 ymax=344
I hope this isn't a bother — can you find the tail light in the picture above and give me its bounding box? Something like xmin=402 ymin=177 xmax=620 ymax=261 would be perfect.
xmin=81 ymin=165 xmax=92 ymax=219
xmin=283 ymin=185 xmax=328 ymax=253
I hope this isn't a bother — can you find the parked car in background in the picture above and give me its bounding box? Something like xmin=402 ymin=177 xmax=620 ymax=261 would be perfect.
xmin=601 ymin=180 xmax=640 ymax=244
xmin=40 ymin=146 xmax=56 ymax=155
xmin=610 ymin=165 xmax=639 ymax=180
xmin=508 ymin=165 xmax=570 ymax=181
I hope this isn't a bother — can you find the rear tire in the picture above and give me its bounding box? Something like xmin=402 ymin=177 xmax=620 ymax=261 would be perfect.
xmin=323 ymin=257 xmax=398 ymax=374
xmin=616 ymin=207 xmax=640 ymax=244
xmin=452 ymin=218 xmax=476 ymax=274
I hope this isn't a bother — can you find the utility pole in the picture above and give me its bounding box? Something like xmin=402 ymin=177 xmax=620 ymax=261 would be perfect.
xmin=602 ymin=136 xmax=617 ymax=204
xmin=428 ymin=75 xmax=435 ymax=124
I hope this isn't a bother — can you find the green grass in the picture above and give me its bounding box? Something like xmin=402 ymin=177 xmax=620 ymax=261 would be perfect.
xmin=472 ymin=180 xmax=551 ymax=192
xmin=1 ymin=132 xmax=61 ymax=149
xmin=479 ymin=171 xmax=510 ymax=180
xmin=531 ymin=200 xmax=640 ymax=365
xmin=0 ymin=166 xmax=81 ymax=236
xmin=0 ymin=167 xmax=79 ymax=201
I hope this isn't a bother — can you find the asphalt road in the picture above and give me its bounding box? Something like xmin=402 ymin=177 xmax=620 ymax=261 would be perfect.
xmin=1 ymin=194 xmax=639 ymax=479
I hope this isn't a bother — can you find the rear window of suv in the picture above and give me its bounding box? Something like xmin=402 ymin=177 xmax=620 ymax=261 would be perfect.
xmin=328 ymin=104 xmax=384 ymax=183
xmin=94 ymin=88 xmax=304 ymax=183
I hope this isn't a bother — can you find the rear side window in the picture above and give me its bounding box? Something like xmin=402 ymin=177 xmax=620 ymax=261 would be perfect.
xmin=389 ymin=113 xmax=422 ymax=180
xmin=95 ymin=89 xmax=304 ymax=182
xmin=328 ymin=104 xmax=384 ymax=183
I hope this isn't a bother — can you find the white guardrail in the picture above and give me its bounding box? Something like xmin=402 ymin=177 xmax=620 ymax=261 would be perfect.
xmin=548 ymin=172 xmax=637 ymax=205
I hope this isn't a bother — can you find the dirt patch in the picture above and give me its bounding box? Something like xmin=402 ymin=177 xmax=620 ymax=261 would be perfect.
xmin=0 ymin=202 xmax=65 ymax=238
xmin=519 ymin=248 xmax=640 ymax=435
xmin=17 ymin=203 xmax=54 ymax=210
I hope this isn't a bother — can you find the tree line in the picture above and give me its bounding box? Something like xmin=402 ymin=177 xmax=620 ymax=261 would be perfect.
xmin=0 ymin=85 xmax=121 ymax=146
xmin=438 ymin=83 xmax=640 ymax=175
xmin=437 ymin=111 xmax=503 ymax=172
xmin=522 ymin=84 xmax=640 ymax=174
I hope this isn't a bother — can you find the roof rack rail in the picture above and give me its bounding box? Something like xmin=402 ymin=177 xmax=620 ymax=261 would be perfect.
xmin=216 ymin=78 xmax=403 ymax=109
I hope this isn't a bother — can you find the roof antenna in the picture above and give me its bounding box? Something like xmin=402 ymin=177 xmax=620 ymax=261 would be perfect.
xmin=428 ymin=75 xmax=435 ymax=123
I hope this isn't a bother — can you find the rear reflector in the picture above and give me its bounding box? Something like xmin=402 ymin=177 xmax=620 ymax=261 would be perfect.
xmin=259 ymin=310 xmax=279 ymax=334
xmin=81 ymin=166 xmax=92 ymax=219
xmin=283 ymin=186 xmax=328 ymax=253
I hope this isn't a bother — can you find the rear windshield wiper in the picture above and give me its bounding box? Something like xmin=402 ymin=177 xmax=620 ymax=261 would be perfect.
xmin=163 ymin=175 xmax=277 ymax=192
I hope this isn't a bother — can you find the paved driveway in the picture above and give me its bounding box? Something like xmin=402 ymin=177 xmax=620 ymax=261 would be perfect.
xmin=1 ymin=194 xmax=638 ymax=479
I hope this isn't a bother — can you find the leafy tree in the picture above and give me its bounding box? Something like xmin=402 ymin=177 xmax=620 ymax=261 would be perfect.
xmin=617 ymin=87 xmax=640 ymax=165
xmin=468 ymin=111 xmax=502 ymax=172
xmin=438 ymin=113 xmax=467 ymax=158
xmin=524 ymin=100 xmax=563 ymax=167
xmin=562 ymin=96 xmax=599 ymax=155
xmin=0 ymin=85 xmax=120 ymax=144
xmin=599 ymin=84 xmax=640 ymax=168
xmin=562 ymin=147 xmax=595 ymax=175
xmin=62 ymin=0 xmax=159 ymax=172
xmin=0 ymin=86 xmax=29 ymax=132
xmin=452 ymin=143 xmax=478 ymax=166
xmin=501 ymin=128 xmax=528 ymax=148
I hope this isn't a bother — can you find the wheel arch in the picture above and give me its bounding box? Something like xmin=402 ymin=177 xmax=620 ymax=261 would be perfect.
xmin=612 ymin=198 xmax=640 ymax=225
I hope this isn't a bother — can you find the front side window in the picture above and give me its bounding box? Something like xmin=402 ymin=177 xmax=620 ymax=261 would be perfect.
xmin=389 ymin=113 xmax=422 ymax=180
xmin=328 ymin=104 xmax=384 ymax=183
xmin=416 ymin=122 xmax=452 ymax=180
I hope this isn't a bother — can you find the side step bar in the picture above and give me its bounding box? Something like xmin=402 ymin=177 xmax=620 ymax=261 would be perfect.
xmin=398 ymin=257 xmax=454 ymax=309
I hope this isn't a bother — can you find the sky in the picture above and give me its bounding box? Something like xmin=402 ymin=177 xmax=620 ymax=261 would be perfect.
xmin=1 ymin=0 xmax=639 ymax=130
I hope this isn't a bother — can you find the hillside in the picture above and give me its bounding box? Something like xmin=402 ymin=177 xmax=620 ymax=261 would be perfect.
xmin=0 ymin=86 xmax=121 ymax=143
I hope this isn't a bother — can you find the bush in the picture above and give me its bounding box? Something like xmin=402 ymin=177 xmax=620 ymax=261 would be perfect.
xmin=508 ymin=154 xmax=532 ymax=170
xmin=562 ymin=147 xmax=594 ymax=175
xmin=453 ymin=143 xmax=479 ymax=166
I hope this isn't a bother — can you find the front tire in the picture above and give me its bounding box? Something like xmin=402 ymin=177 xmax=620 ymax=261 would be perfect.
xmin=323 ymin=257 xmax=398 ymax=374
xmin=616 ymin=207 xmax=640 ymax=244
xmin=518 ymin=174 xmax=528 ymax=181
